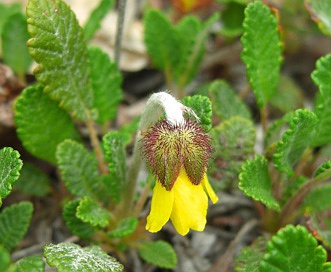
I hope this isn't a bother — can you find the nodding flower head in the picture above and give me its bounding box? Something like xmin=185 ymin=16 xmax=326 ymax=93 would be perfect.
xmin=141 ymin=118 xmax=213 ymax=190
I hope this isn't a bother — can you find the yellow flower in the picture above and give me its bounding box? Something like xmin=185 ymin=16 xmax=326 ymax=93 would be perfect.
xmin=141 ymin=117 xmax=218 ymax=235
xmin=146 ymin=168 xmax=218 ymax=236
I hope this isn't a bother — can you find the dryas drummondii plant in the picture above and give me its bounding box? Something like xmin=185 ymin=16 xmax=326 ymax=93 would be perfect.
xmin=2 ymin=0 xmax=331 ymax=271
xmin=4 ymin=0 xmax=219 ymax=270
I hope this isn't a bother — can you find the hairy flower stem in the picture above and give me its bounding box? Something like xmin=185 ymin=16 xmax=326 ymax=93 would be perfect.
xmin=85 ymin=115 xmax=108 ymax=175
xmin=120 ymin=134 xmax=142 ymax=217
xmin=134 ymin=175 xmax=154 ymax=217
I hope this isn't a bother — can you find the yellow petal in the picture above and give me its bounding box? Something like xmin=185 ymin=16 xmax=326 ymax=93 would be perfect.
xmin=170 ymin=169 xmax=208 ymax=235
xmin=202 ymin=173 xmax=219 ymax=204
xmin=146 ymin=181 xmax=174 ymax=233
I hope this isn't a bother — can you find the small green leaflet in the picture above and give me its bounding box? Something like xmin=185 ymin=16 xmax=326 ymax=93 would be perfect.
xmin=239 ymin=155 xmax=280 ymax=211
xmin=15 ymin=255 xmax=45 ymax=272
xmin=108 ymin=217 xmax=138 ymax=238
xmin=44 ymin=243 xmax=123 ymax=272
xmin=144 ymin=10 xmax=178 ymax=73
xmin=274 ymin=109 xmax=318 ymax=175
xmin=89 ymin=46 xmax=122 ymax=124
xmin=181 ymin=95 xmax=212 ymax=131
xmin=2 ymin=12 xmax=32 ymax=77
xmin=0 ymin=147 xmax=22 ymax=207
xmin=83 ymin=0 xmax=114 ymax=41
xmin=26 ymin=0 xmax=93 ymax=120
xmin=63 ymin=200 xmax=95 ymax=240
xmin=0 ymin=201 xmax=33 ymax=250
xmin=138 ymin=240 xmax=177 ymax=269
xmin=235 ymin=236 xmax=267 ymax=272
xmin=102 ymin=132 xmax=126 ymax=203
xmin=174 ymin=14 xmax=219 ymax=89
xmin=241 ymin=1 xmax=282 ymax=108
xmin=259 ymin=225 xmax=331 ymax=272
xmin=304 ymin=184 xmax=331 ymax=212
xmin=56 ymin=140 xmax=101 ymax=199
xmin=209 ymin=80 xmax=251 ymax=120
xmin=14 ymin=85 xmax=81 ymax=164
xmin=14 ymin=163 xmax=51 ymax=197
xmin=314 ymin=160 xmax=331 ymax=182
xmin=77 ymin=197 xmax=111 ymax=228
xmin=311 ymin=54 xmax=331 ymax=147
xmin=306 ymin=0 xmax=331 ymax=36
xmin=0 ymin=3 xmax=22 ymax=40
xmin=0 ymin=246 xmax=10 ymax=271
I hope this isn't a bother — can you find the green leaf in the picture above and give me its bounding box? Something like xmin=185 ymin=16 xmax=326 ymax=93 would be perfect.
xmin=210 ymin=116 xmax=255 ymax=186
xmin=77 ymin=197 xmax=111 ymax=228
xmin=174 ymin=14 xmax=218 ymax=88
xmin=209 ymin=80 xmax=251 ymax=120
xmin=14 ymin=163 xmax=50 ymax=197
xmin=0 ymin=3 xmax=22 ymax=39
xmin=83 ymin=0 xmax=113 ymax=41
xmin=63 ymin=200 xmax=95 ymax=239
xmin=241 ymin=1 xmax=282 ymax=108
xmin=14 ymin=85 xmax=81 ymax=164
xmin=56 ymin=140 xmax=101 ymax=198
xmin=273 ymin=109 xmax=318 ymax=175
xmin=314 ymin=160 xmax=331 ymax=182
xmin=220 ymin=2 xmax=245 ymax=38
xmin=16 ymin=255 xmax=45 ymax=272
xmin=270 ymin=75 xmax=304 ymax=114
xmin=259 ymin=225 xmax=331 ymax=272
xmin=265 ymin=112 xmax=293 ymax=149
xmin=102 ymin=132 xmax=126 ymax=203
xmin=89 ymin=46 xmax=122 ymax=124
xmin=108 ymin=217 xmax=138 ymax=238
xmin=2 ymin=13 xmax=32 ymax=77
xmin=138 ymin=240 xmax=177 ymax=269
xmin=0 ymin=147 xmax=22 ymax=207
xmin=306 ymin=213 xmax=331 ymax=249
xmin=306 ymin=0 xmax=331 ymax=36
xmin=239 ymin=155 xmax=280 ymax=211
xmin=0 ymin=246 xmax=10 ymax=271
xmin=0 ymin=201 xmax=33 ymax=250
xmin=181 ymin=95 xmax=212 ymax=131
xmin=144 ymin=10 xmax=179 ymax=72
xmin=26 ymin=0 xmax=92 ymax=120
xmin=304 ymin=184 xmax=331 ymax=212
xmin=235 ymin=236 xmax=267 ymax=272
xmin=44 ymin=243 xmax=123 ymax=272
xmin=311 ymin=54 xmax=331 ymax=146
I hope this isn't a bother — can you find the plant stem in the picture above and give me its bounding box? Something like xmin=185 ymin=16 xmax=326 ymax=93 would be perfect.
xmin=114 ymin=0 xmax=127 ymax=64
xmin=134 ymin=175 xmax=154 ymax=217
xmin=120 ymin=133 xmax=143 ymax=217
xmin=260 ymin=106 xmax=268 ymax=133
xmin=279 ymin=178 xmax=316 ymax=227
xmin=85 ymin=115 xmax=108 ymax=175
xmin=293 ymin=147 xmax=312 ymax=178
